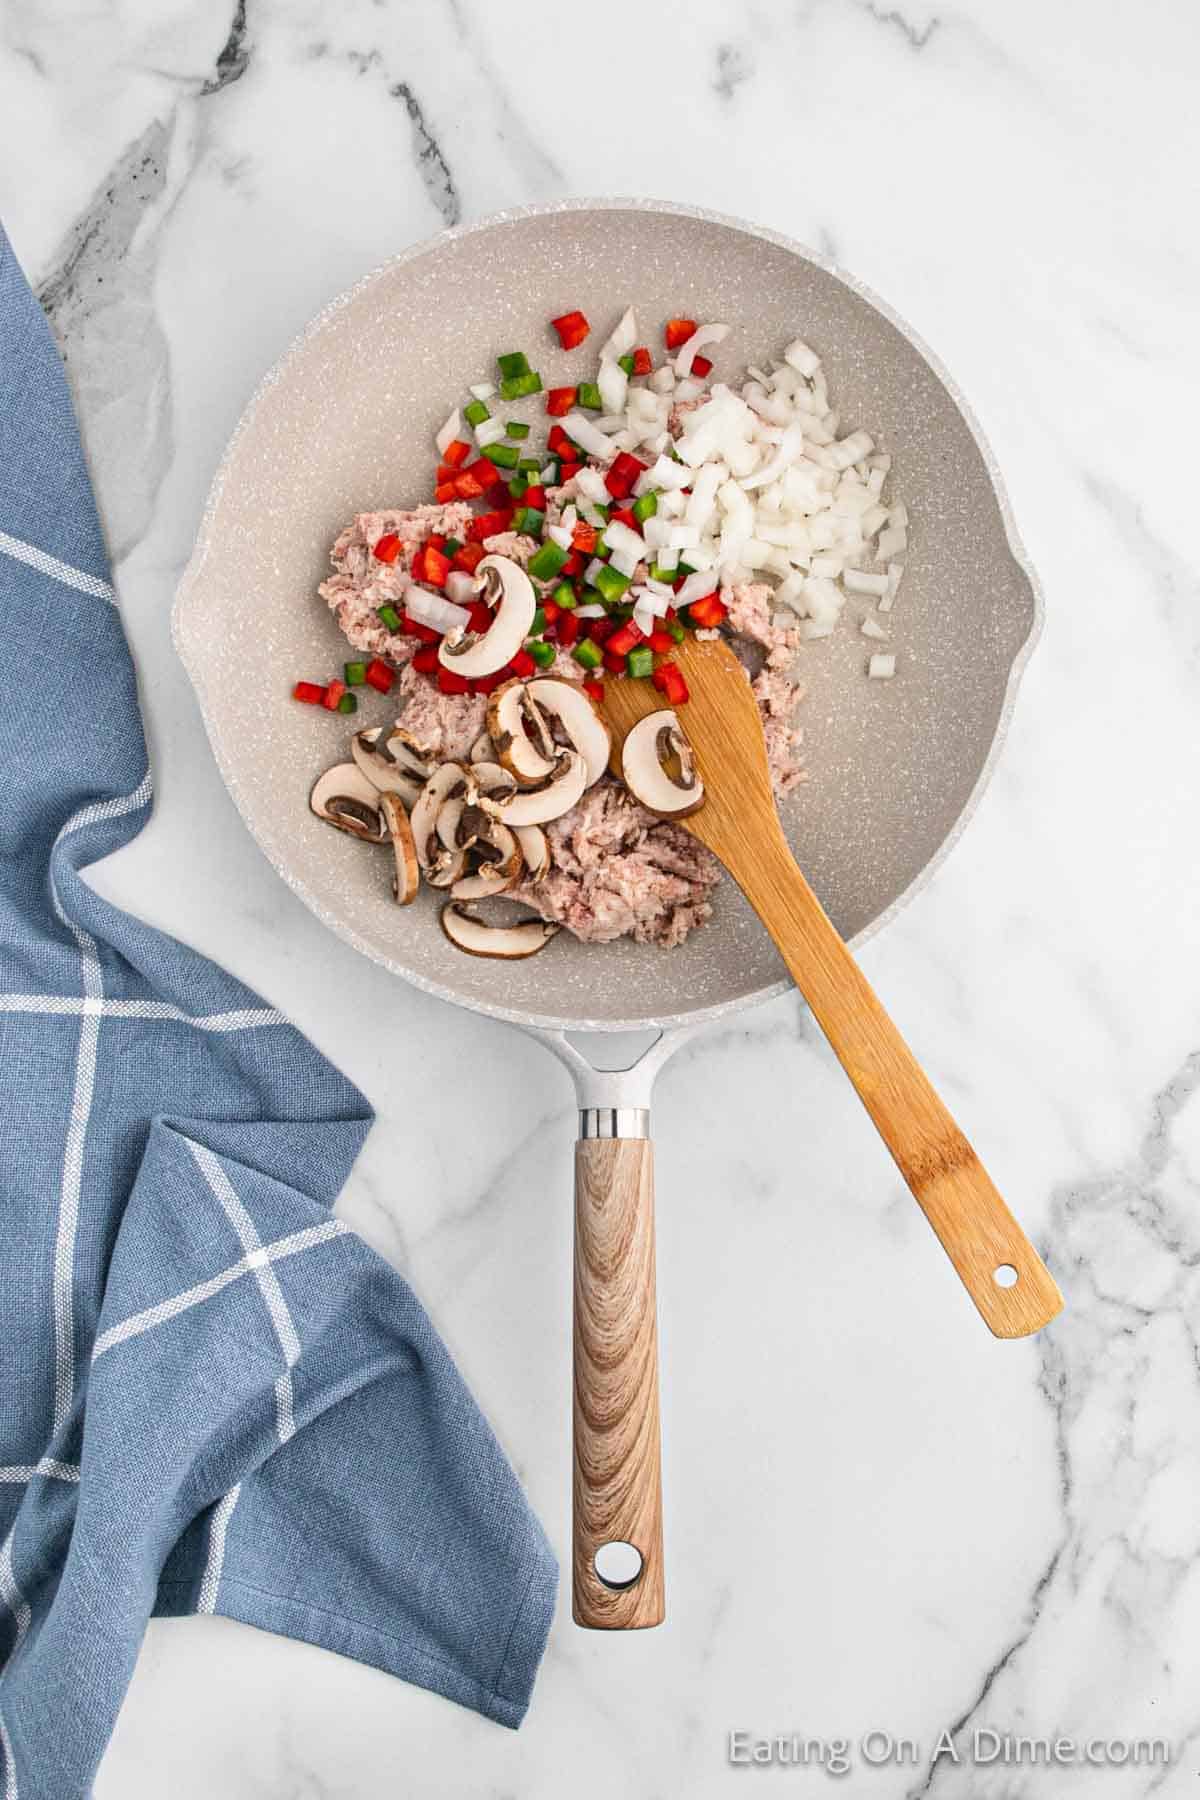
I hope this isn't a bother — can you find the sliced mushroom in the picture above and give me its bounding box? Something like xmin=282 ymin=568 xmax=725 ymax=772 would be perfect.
xmin=480 ymin=750 xmax=588 ymax=826
xmin=438 ymin=556 xmax=535 ymax=679
xmin=525 ymin=678 xmax=612 ymax=787
xmin=410 ymin=762 xmax=467 ymax=870
xmin=467 ymin=760 xmax=517 ymax=801
xmin=450 ymin=821 xmax=523 ymax=899
xmin=468 ymin=731 xmax=495 ymax=764
xmin=384 ymin=727 xmax=435 ymax=780
xmin=437 ymin=797 xmax=491 ymax=852
xmin=440 ymin=904 xmax=560 ymax=960
xmin=425 ymin=844 xmax=468 ymax=889
xmin=487 ymin=679 xmax=558 ymax=786
xmin=379 ymin=792 xmax=420 ymax=903
xmin=351 ymin=729 xmax=423 ymax=807
xmin=620 ymin=710 xmax=705 ymax=818
xmin=310 ymin=764 xmax=388 ymax=843
xmin=514 ymin=823 xmax=551 ymax=882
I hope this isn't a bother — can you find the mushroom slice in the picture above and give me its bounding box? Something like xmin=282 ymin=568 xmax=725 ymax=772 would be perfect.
xmin=438 ymin=798 xmax=490 ymax=851
xmin=351 ymin=728 xmax=423 ymax=807
xmin=620 ymin=710 xmax=705 ymax=818
xmin=425 ymin=844 xmax=468 ymax=889
xmin=410 ymin=762 xmax=467 ymax=870
xmin=440 ymin=904 xmax=560 ymax=960
xmin=438 ymin=556 xmax=535 ymax=679
xmin=384 ymin=727 xmax=436 ymax=780
xmin=525 ymin=678 xmax=612 ymax=787
xmin=467 ymin=760 xmax=517 ymax=801
xmin=480 ymin=750 xmax=587 ymax=826
xmin=451 ymin=822 xmax=523 ymax=900
xmin=514 ymin=823 xmax=551 ymax=882
xmin=468 ymin=731 xmax=495 ymax=764
xmin=379 ymin=792 xmax=420 ymax=904
xmin=487 ymin=679 xmax=558 ymax=787
xmin=310 ymin=764 xmax=388 ymax=843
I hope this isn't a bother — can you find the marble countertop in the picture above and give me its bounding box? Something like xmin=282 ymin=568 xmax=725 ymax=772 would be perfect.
xmin=4 ymin=1 xmax=1200 ymax=1794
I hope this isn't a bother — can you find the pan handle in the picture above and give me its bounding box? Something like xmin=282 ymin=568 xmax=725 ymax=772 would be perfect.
xmin=572 ymin=1112 xmax=664 ymax=1629
xmin=528 ymin=1027 xmax=693 ymax=1630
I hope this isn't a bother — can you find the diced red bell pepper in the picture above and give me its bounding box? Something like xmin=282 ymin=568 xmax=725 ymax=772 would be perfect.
xmin=547 ymin=424 xmax=574 ymax=456
xmin=692 ymin=355 xmax=713 ymax=378
xmin=372 ymin=532 xmax=402 ymax=564
xmin=426 ymin=533 xmax=447 ymax=553
xmin=550 ymin=309 xmax=590 ymax=350
xmin=686 ymin=592 xmax=727 ymax=629
xmin=541 ymin=600 xmax=560 ymax=627
xmin=522 ymin=485 xmax=547 ymax=512
xmin=402 ymin=611 xmax=441 ymax=644
xmin=611 ymin=505 xmax=638 ymax=532
xmin=558 ymin=461 xmax=581 ymax=485
xmin=453 ymin=468 xmax=486 ymax=500
xmin=546 ymin=386 xmax=577 ymax=417
xmin=648 ymin=629 xmax=676 ymax=655
xmin=364 ymin=658 xmax=395 ymax=694
xmin=322 ymin=679 xmax=348 ymax=711
xmin=604 ymin=452 xmax=647 ymax=501
xmin=470 ymin=670 xmax=505 ymax=695
xmin=434 ymin=483 xmax=457 ymax=504
xmin=467 ymin=509 xmax=511 ymax=543
xmin=465 ymin=457 xmax=505 ymax=491
xmin=631 ymin=347 xmax=653 ymax=376
xmin=467 ymin=600 xmax=493 ymax=635
xmin=652 ymin=660 xmax=690 ymax=705
xmin=664 ymin=318 xmax=697 ymax=350
xmin=411 ymin=645 xmax=439 ymax=674
xmin=605 ymin=621 xmax=644 ymax=659
xmin=442 ymin=439 xmax=471 ymax=469
xmin=582 ymin=678 xmax=605 ymax=703
xmin=437 ymin=666 xmax=471 ymax=696
xmin=560 ymin=550 xmax=583 ymax=577
xmin=586 ymin=615 xmax=618 ymax=643
xmin=601 ymin=648 xmax=626 ymax=674
xmin=436 ymin=464 xmax=456 ymax=484
xmin=412 ymin=544 xmax=450 ymax=587
xmin=292 ymin=681 xmax=326 ymax=706
xmin=570 ymin=522 xmax=598 ymax=553
xmin=556 ymin=612 xmax=580 ymax=647
xmin=509 ymin=648 xmax=537 ymax=679
xmin=451 ymin=542 xmax=484 ymax=573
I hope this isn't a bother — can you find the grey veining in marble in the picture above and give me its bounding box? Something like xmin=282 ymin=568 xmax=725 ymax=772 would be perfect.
xmin=3 ymin=0 xmax=1200 ymax=1794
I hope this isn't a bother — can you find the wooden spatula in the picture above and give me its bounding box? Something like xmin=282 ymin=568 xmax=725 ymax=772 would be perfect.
xmin=603 ymin=633 xmax=1063 ymax=1336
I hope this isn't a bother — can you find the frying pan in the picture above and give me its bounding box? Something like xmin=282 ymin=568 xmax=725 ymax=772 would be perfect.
xmin=173 ymin=198 xmax=1043 ymax=1630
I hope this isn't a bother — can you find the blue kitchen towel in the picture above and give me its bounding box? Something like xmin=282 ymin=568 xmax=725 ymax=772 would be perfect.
xmin=0 ymin=224 xmax=556 ymax=1797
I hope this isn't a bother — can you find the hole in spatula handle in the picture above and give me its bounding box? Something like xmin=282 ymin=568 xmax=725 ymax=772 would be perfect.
xmin=993 ymin=1264 xmax=1019 ymax=1289
xmin=594 ymin=1541 xmax=644 ymax=1591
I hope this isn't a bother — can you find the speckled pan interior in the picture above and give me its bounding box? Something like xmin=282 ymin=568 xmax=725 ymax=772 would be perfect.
xmin=174 ymin=200 xmax=1040 ymax=1033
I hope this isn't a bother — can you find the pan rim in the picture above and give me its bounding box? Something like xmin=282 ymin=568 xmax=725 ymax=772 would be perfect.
xmin=173 ymin=196 xmax=1043 ymax=1035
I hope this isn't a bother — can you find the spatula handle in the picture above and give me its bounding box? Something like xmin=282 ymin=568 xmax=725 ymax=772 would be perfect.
xmin=740 ymin=830 xmax=1063 ymax=1337
xmin=572 ymin=1134 xmax=665 ymax=1629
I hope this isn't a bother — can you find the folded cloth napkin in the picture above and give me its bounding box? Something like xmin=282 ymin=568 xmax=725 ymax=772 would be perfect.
xmin=0 ymin=224 xmax=556 ymax=1797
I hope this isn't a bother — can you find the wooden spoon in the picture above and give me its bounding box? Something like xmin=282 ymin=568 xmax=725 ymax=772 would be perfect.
xmin=604 ymin=634 xmax=1063 ymax=1336
xmin=568 ymin=635 xmax=1062 ymax=1629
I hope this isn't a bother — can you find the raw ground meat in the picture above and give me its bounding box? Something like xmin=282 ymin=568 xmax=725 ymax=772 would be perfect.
xmin=318 ymin=505 xmax=806 ymax=944
xmin=510 ymin=780 xmax=719 ymax=948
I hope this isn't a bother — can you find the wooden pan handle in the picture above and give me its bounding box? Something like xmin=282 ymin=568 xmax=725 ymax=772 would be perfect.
xmin=572 ymin=1137 xmax=665 ymax=1629
xmin=739 ymin=830 xmax=1063 ymax=1338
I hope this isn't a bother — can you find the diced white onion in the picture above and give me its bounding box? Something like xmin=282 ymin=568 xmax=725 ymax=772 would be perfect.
xmin=585 ymin=558 xmax=607 ymax=586
xmin=436 ymin=409 xmax=462 ymax=455
xmin=445 ymin=571 xmax=479 ymax=605
xmin=405 ymin=586 xmax=471 ymax=636
xmin=598 ymin=358 xmax=628 ymax=414
xmin=602 ymin=305 xmax=637 ymax=359
xmin=539 ymin=464 xmax=557 ymax=485
xmin=610 ymin=546 xmax=641 ymax=578
xmin=868 ymin=653 xmax=896 ymax=679
xmin=561 ymin=411 xmax=617 ymax=462
xmin=573 ymin=467 xmax=610 ymax=503
xmin=674 ymin=321 xmax=731 ymax=378
xmin=741 ymin=422 xmax=805 ymax=492
xmin=574 ymin=603 xmax=607 ymax=619
xmin=783 ymin=339 xmax=820 ymax=378
xmin=474 ymin=417 xmax=506 ymax=448
xmin=468 ymin=382 xmax=495 ymax=401
xmin=879 ymin=563 xmax=903 ymax=613
xmin=675 ymin=570 xmax=719 ymax=605
xmin=843 ymin=568 xmax=889 ymax=597
xmin=548 ymin=525 xmax=573 ymax=550
xmin=604 ymin=521 xmax=648 ymax=562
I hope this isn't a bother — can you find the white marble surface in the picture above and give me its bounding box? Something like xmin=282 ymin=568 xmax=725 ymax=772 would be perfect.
xmin=3 ymin=0 xmax=1200 ymax=1793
